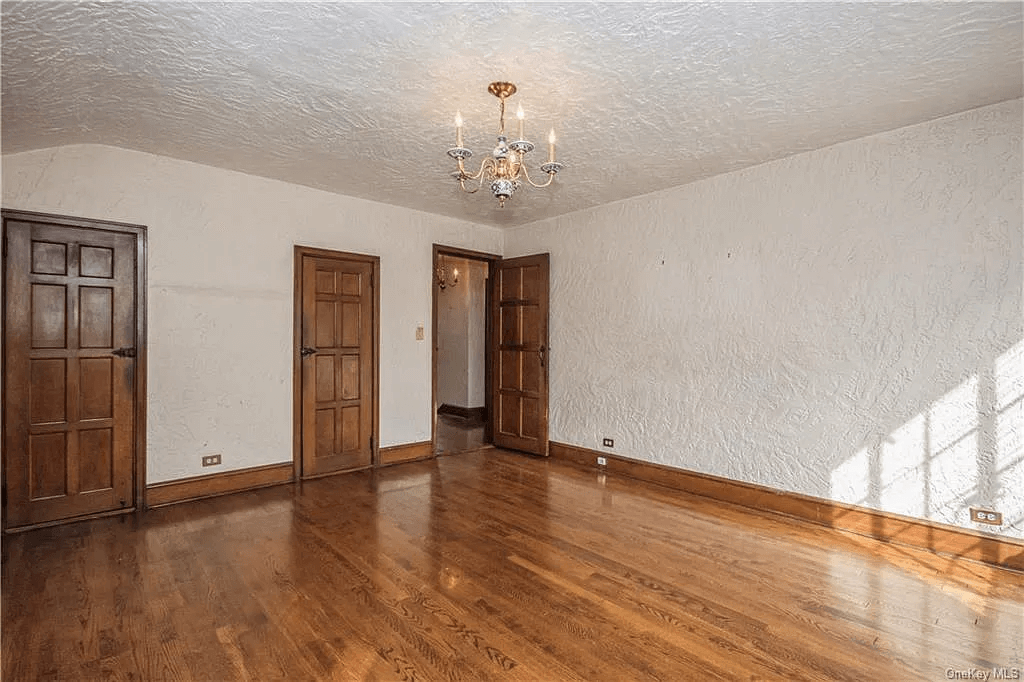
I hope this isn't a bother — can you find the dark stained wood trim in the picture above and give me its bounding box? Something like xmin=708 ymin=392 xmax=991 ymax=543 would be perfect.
xmin=436 ymin=404 xmax=486 ymax=422
xmin=431 ymin=244 xmax=500 ymax=454
xmin=146 ymin=462 xmax=293 ymax=508
xmin=292 ymin=246 xmax=381 ymax=478
xmin=379 ymin=441 xmax=433 ymax=466
xmin=3 ymin=507 xmax=137 ymax=534
xmin=1 ymin=209 xmax=149 ymax=522
xmin=549 ymin=441 xmax=1024 ymax=572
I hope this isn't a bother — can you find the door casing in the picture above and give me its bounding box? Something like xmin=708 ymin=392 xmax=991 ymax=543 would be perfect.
xmin=2 ymin=209 xmax=148 ymax=531
xmin=292 ymin=245 xmax=380 ymax=479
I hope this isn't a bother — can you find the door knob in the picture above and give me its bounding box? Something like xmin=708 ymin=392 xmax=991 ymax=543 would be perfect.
xmin=300 ymin=346 xmax=318 ymax=357
xmin=111 ymin=347 xmax=136 ymax=358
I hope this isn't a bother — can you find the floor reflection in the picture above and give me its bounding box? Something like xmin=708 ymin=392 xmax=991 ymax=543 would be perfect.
xmin=435 ymin=412 xmax=486 ymax=454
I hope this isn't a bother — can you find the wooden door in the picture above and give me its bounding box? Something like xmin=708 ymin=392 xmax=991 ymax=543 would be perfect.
xmin=4 ymin=217 xmax=139 ymax=528
xmin=299 ymin=251 xmax=377 ymax=477
xmin=492 ymin=253 xmax=549 ymax=455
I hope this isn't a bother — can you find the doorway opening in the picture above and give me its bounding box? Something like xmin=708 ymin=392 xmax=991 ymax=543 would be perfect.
xmin=432 ymin=245 xmax=499 ymax=456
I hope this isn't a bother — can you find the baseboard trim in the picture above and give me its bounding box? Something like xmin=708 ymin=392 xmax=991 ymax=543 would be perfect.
xmin=549 ymin=442 xmax=1024 ymax=572
xmin=146 ymin=462 xmax=293 ymax=508
xmin=379 ymin=440 xmax=434 ymax=466
xmin=4 ymin=507 xmax=137 ymax=534
xmin=437 ymin=404 xmax=486 ymax=422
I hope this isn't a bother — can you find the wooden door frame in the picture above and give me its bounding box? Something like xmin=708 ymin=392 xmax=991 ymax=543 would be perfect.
xmin=292 ymin=245 xmax=380 ymax=480
xmin=431 ymin=244 xmax=501 ymax=453
xmin=2 ymin=208 xmax=148 ymax=527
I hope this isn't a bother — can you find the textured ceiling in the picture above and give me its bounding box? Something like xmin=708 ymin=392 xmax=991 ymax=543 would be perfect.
xmin=3 ymin=2 xmax=1022 ymax=228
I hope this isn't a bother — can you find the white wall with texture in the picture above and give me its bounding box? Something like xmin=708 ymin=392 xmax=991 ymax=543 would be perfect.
xmin=505 ymin=99 xmax=1023 ymax=539
xmin=2 ymin=144 xmax=503 ymax=482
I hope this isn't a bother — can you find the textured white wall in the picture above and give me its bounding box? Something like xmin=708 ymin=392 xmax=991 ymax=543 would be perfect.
xmin=437 ymin=256 xmax=471 ymax=407
xmin=437 ymin=257 xmax=488 ymax=409
xmin=2 ymin=144 xmax=503 ymax=482
xmin=506 ymin=99 xmax=1023 ymax=539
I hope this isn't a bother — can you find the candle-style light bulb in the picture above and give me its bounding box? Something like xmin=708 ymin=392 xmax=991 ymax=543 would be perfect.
xmin=548 ymin=129 xmax=556 ymax=162
xmin=516 ymin=104 xmax=525 ymax=140
xmin=455 ymin=111 xmax=464 ymax=147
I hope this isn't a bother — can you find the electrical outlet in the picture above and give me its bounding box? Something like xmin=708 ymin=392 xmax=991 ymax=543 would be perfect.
xmin=602 ymin=438 xmax=614 ymax=448
xmin=970 ymin=508 xmax=1003 ymax=525
xmin=201 ymin=454 xmax=221 ymax=467
xmin=597 ymin=456 xmax=607 ymax=466
xmin=415 ymin=324 xmax=424 ymax=341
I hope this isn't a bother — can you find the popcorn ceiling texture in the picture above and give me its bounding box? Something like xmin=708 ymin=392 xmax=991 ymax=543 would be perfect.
xmin=1 ymin=145 xmax=503 ymax=482
xmin=2 ymin=2 xmax=1021 ymax=229
xmin=505 ymin=100 xmax=1024 ymax=540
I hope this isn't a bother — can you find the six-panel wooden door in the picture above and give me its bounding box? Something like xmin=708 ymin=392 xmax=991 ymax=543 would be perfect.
xmin=3 ymin=217 xmax=139 ymax=528
xmin=299 ymin=251 xmax=377 ymax=477
xmin=492 ymin=253 xmax=549 ymax=455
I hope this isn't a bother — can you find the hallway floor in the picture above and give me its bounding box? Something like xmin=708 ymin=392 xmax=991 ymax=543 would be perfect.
xmin=435 ymin=412 xmax=486 ymax=455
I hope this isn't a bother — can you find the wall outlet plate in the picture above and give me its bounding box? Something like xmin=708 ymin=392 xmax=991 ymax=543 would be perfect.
xmin=970 ymin=507 xmax=1003 ymax=525
xmin=202 ymin=454 xmax=222 ymax=467
xmin=602 ymin=438 xmax=614 ymax=447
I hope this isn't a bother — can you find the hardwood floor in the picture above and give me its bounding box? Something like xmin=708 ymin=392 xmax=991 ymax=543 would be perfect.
xmin=434 ymin=413 xmax=485 ymax=455
xmin=3 ymin=449 xmax=1022 ymax=681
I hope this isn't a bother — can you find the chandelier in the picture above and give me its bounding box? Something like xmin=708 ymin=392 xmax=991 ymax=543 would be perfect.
xmin=447 ymin=82 xmax=564 ymax=208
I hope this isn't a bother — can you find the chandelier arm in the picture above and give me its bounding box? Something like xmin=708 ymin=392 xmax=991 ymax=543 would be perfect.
xmin=457 ymin=157 xmax=492 ymax=182
xmin=456 ymin=160 xmax=493 ymax=194
xmin=520 ymin=164 xmax=557 ymax=189
xmin=458 ymin=176 xmax=481 ymax=194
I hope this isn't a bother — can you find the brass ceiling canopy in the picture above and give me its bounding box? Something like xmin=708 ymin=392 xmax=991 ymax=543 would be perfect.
xmin=487 ymin=81 xmax=517 ymax=99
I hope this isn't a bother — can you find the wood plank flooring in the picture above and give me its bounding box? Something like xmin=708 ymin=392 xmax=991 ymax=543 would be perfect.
xmin=3 ymin=449 xmax=1023 ymax=681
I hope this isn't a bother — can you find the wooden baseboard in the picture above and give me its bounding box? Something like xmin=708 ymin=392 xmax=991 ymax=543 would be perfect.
xmin=379 ymin=440 xmax=434 ymax=466
xmin=437 ymin=404 xmax=486 ymax=422
xmin=146 ymin=462 xmax=293 ymax=508
xmin=549 ymin=442 xmax=1024 ymax=572
xmin=4 ymin=507 xmax=136 ymax=534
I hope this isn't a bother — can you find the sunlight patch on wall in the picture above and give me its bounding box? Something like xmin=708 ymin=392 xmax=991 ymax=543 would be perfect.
xmin=830 ymin=340 xmax=1024 ymax=536
xmin=995 ymin=339 xmax=1024 ymax=528
xmin=880 ymin=414 xmax=926 ymax=517
xmin=831 ymin=446 xmax=870 ymax=506
xmin=929 ymin=376 xmax=978 ymax=519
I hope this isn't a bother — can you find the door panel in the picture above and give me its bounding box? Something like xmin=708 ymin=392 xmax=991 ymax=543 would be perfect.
xmin=4 ymin=219 xmax=138 ymax=527
xmin=300 ymin=254 xmax=376 ymax=477
xmin=492 ymin=253 xmax=549 ymax=455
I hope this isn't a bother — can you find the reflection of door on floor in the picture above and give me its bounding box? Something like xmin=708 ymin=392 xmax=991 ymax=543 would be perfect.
xmin=436 ymin=255 xmax=488 ymax=454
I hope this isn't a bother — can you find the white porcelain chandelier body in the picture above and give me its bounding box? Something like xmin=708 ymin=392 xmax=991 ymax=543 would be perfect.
xmin=447 ymin=82 xmax=563 ymax=208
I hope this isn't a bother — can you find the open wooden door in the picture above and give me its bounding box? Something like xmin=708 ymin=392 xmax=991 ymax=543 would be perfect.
xmin=491 ymin=253 xmax=549 ymax=455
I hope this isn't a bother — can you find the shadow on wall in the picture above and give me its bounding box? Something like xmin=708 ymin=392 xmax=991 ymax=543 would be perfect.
xmin=830 ymin=337 xmax=1024 ymax=548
